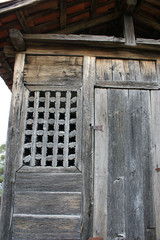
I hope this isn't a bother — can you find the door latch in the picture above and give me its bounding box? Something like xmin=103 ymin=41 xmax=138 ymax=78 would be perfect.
xmin=90 ymin=124 xmax=103 ymax=132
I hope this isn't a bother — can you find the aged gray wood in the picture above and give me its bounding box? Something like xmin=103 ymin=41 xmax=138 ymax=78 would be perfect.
xmin=52 ymin=92 xmax=60 ymax=167
xmin=81 ymin=56 xmax=95 ymax=240
xmin=75 ymin=88 xmax=82 ymax=171
xmin=96 ymin=58 xmax=157 ymax=85
xmin=17 ymin=165 xmax=80 ymax=173
xmin=123 ymin=15 xmax=136 ymax=45
xmin=14 ymin=192 xmax=81 ymax=215
xmin=151 ymin=91 xmax=160 ymax=239
xmin=93 ymin=88 xmax=108 ymax=239
xmin=15 ymin=173 xmax=82 ymax=192
xmin=41 ymin=92 xmax=50 ymax=166
xmin=9 ymin=29 xmax=26 ymax=51
xmin=12 ymin=214 xmax=81 ymax=240
xmin=24 ymin=55 xmax=83 ymax=86
xmin=107 ymin=89 xmax=128 ymax=239
xmin=63 ymin=91 xmax=71 ymax=167
xmin=30 ymin=92 xmax=39 ymax=166
xmin=0 ymin=54 xmax=25 ymax=240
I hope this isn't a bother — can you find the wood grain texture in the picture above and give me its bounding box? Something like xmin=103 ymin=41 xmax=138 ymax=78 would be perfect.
xmin=12 ymin=215 xmax=81 ymax=240
xmin=94 ymin=88 xmax=108 ymax=238
xmin=15 ymin=172 xmax=82 ymax=192
xmin=96 ymin=58 xmax=157 ymax=85
xmin=124 ymin=15 xmax=136 ymax=45
xmin=24 ymin=55 xmax=83 ymax=86
xmin=14 ymin=192 xmax=81 ymax=215
xmin=151 ymin=91 xmax=160 ymax=240
xmin=0 ymin=54 xmax=25 ymax=240
xmin=81 ymin=56 xmax=95 ymax=240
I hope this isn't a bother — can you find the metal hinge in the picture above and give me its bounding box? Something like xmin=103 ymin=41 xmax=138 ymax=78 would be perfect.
xmin=90 ymin=124 xmax=103 ymax=132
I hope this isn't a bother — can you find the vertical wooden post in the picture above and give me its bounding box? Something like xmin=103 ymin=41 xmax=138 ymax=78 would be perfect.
xmin=81 ymin=56 xmax=95 ymax=240
xmin=0 ymin=54 xmax=25 ymax=240
xmin=123 ymin=14 xmax=136 ymax=45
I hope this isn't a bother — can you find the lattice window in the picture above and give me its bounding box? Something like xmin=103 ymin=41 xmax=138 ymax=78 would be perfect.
xmin=23 ymin=90 xmax=81 ymax=167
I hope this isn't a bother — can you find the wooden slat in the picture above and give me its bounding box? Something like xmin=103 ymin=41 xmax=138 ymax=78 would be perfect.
xmin=140 ymin=60 xmax=157 ymax=82
xmin=14 ymin=192 xmax=81 ymax=215
xmin=60 ymin=0 xmax=67 ymax=29
xmin=107 ymin=89 xmax=127 ymax=239
xmin=81 ymin=56 xmax=95 ymax=239
xmin=41 ymin=92 xmax=50 ymax=166
xmin=0 ymin=53 xmax=25 ymax=240
xmin=12 ymin=215 xmax=80 ymax=240
xmin=124 ymin=14 xmax=136 ymax=45
xmin=93 ymin=88 xmax=108 ymax=238
xmin=16 ymin=10 xmax=31 ymax=33
xmin=53 ymin=92 xmax=60 ymax=167
xmin=15 ymin=173 xmax=82 ymax=192
xmin=63 ymin=91 xmax=71 ymax=167
xmin=9 ymin=29 xmax=26 ymax=52
xmin=30 ymin=92 xmax=39 ymax=166
xmin=151 ymin=91 xmax=160 ymax=240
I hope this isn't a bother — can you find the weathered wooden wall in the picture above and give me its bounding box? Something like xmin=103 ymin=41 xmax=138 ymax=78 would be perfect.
xmin=1 ymin=50 xmax=160 ymax=240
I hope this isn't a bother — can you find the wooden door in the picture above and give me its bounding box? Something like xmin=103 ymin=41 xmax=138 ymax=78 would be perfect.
xmin=94 ymin=88 xmax=156 ymax=240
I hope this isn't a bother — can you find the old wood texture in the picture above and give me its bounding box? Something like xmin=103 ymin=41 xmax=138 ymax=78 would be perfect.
xmin=81 ymin=56 xmax=95 ymax=240
xmin=123 ymin=14 xmax=136 ymax=45
xmin=9 ymin=29 xmax=26 ymax=51
xmin=95 ymin=88 xmax=156 ymax=240
xmin=24 ymin=55 xmax=83 ymax=86
xmin=12 ymin=215 xmax=81 ymax=240
xmin=94 ymin=88 xmax=108 ymax=238
xmin=151 ymin=91 xmax=160 ymax=239
xmin=96 ymin=58 xmax=159 ymax=89
xmin=0 ymin=54 xmax=25 ymax=240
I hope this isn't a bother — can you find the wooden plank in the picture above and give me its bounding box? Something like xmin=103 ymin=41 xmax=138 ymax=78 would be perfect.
xmin=30 ymin=92 xmax=39 ymax=166
xmin=125 ymin=90 xmax=145 ymax=240
xmin=140 ymin=60 xmax=157 ymax=82
xmin=14 ymin=192 xmax=81 ymax=215
xmin=15 ymin=173 xmax=82 ymax=192
xmin=26 ymin=55 xmax=83 ymax=66
xmin=96 ymin=81 xmax=159 ymax=89
xmin=63 ymin=91 xmax=71 ymax=167
xmin=41 ymin=92 xmax=50 ymax=166
xmin=124 ymin=14 xmax=136 ymax=45
xmin=93 ymin=88 xmax=108 ymax=239
xmin=52 ymin=92 xmax=60 ymax=167
xmin=0 ymin=54 xmax=25 ymax=240
xmin=12 ymin=215 xmax=80 ymax=240
xmin=118 ymin=0 xmax=137 ymax=13
xmin=81 ymin=56 xmax=95 ymax=239
xmin=107 ymin=89 xmax=127 ymax=239
xmin=0 ymin=0 xmax=43 ymax=14
xmin=17 ymin=166 xmax=80 ymax=173
xmin=60 ymin=0 xmax=67 ymax=29
xmin=151 ymin=91 xmax=160 ymax=239
xmin=16 ymin=10 xmax=31 ymax=33
xmin=9 ymin=29 xmax=26 ymax=51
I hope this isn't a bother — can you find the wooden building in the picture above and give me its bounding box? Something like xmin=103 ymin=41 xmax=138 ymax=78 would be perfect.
xmin=0 ymin=0 xmax=160 ymax=239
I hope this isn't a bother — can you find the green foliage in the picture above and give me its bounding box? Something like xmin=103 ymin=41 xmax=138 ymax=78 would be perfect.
xmin=0 ymin=143 xmax=5 ymax=197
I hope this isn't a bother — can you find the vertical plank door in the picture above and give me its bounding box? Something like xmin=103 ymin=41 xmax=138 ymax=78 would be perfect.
xmin=94 ymin=88 xmax=156 ymax=240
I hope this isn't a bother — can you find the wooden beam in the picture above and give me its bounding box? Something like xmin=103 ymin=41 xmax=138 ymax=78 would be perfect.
xmin=118 ymin=0 xmax=137 ymax=13
xmin=124 ymin=14 xmax=136 ymax=45
xmin=91 ymin=0 xmax=97 ymax=18
xmin=9 ymin=29 xmax=26 ymax=51
xmin=0 ymin=0 xmax=44 ymax=14
xmin=16 ymin=10 xmax=31 ymax=33
xmin=133 ymin=13 xmax=160 ymax=32
xmin=60 ymin=0 xmax=67 ymax=29
xmin=56 ymin=12 xmax=121 ymax=34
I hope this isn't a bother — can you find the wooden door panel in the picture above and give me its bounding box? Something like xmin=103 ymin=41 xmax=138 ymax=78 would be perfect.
xmin=94 ymin=88 xmax=156 ymax=240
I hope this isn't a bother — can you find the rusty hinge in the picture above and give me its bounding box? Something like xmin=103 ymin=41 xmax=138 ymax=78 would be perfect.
xmin=90 ymin=124 xmax=103 ymax=132
xmin=155 ymin=168 xmax=160 ymax=172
